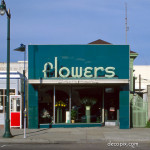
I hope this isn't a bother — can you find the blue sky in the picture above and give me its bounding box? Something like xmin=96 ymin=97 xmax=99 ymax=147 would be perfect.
xmin=0 ymin=0 xmax=150 ymax=64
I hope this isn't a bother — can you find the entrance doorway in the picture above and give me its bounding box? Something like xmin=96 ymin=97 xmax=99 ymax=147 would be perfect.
xmin=104 ymin=87 xmax=119 ymax=123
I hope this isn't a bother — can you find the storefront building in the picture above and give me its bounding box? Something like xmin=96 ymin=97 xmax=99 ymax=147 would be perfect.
xmin=0 ymin=71 xmax=23 ymax=128
xmin=28 ymin=44 xmax=130 ymax=129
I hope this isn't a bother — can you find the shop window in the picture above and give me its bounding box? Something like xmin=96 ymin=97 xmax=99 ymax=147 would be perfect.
xmin=38 ymin=85 xmax=70 ymax=124
xmin=0 ymin=96 xmax=3 ymax=113
xmin=0 ymin=90 xmax=4 ymax=113
xmin=38 ymin=85 xmax=104 ymax=124
xmin=5 ymin=89 xmax=15 ymax=95
xmin=0 ymin=89 xmax=15 ymax=113
xmin=71 ymin=86 xmax=102 ymax=123
xmin=10 ymin=89 xmax=15 ymax=95
xmin=38 ymin=86 xmax=53 ymax=124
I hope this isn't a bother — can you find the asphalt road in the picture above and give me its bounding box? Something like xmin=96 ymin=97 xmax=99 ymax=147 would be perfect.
xmin=0 ymin=143 xmax=150 ymax=150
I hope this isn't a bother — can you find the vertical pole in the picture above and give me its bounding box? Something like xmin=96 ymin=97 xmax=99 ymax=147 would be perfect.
xmin=53 ymin=85 xmax=55 ymax=124
xmin=69 ymin=86 xmax=71 ymax=123
xmin=3 ymin=9 xmax=12 ymax=138
xmin=24 ymin=47 xmax=26 ymax=110
xmin=24 ymin=47 xmax=26 ymax=138
xmin=3 ymin=89 xmax=5 ymax=113
xmin=133 ymin=76 xmax=135 ymax=93
xmin=102 ymin=88 xmax=105 ymax=123
xmin=139 ymin=74 xmax=141 ymax=92
xmin=4 ymin=95 xmax=6 ymax=131
xmin=125 ymin=2 xmax=128 ymax=45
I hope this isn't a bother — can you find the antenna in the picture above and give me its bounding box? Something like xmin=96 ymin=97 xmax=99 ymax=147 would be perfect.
xmin=125 ymin=2 xmax=129 ymax=45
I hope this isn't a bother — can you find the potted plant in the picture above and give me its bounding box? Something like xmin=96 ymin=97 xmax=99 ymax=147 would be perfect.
xmin=81 ymin=97 xmax=97 ymax=123
xmin=71 ymin=109 xmax=77 ymax=123
xmin=55 ymin=101 xmax=66 ymax=123
xmin=40 ymin=108 xmax=51 ymax=123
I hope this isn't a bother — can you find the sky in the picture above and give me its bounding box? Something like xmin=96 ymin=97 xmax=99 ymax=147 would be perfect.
xmin=0 ymin=0 xmax=150 ymax=65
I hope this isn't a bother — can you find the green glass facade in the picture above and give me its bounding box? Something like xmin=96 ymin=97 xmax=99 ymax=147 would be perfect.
xmin=28 ymin=45 xmax=130 ymax=129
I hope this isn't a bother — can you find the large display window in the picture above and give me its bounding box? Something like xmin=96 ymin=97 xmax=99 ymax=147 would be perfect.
xmin=38 ymin=85 xmax=113 ymax=124
xmin=38 ymin=86 xmax=53 ymax=124
xmin=38 ymin=85 xmax=119 ymax=125
xmin=71 ymin=85 xmax=102 ymax=123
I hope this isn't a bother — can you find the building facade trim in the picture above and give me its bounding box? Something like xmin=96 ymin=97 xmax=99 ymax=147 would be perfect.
xmin=28 ymin=79 xmax=129 ymax=84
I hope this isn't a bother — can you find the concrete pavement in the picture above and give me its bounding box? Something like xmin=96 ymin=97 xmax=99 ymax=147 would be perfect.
xmin=0 ymin=127 xmax=150 ymax=144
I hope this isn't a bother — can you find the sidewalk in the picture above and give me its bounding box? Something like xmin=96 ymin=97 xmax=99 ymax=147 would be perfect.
xmin=0 ymin=127 xmax=150 ymax=144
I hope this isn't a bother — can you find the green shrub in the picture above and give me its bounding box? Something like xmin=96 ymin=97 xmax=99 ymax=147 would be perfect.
xmin=146 ymin=120 xmax=150 ymax=128
xmin=71 ymin=109 xmax=77 ymax=120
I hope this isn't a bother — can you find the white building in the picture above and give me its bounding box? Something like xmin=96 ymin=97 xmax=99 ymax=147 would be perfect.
xmin=0 ymin=71 xmax=24 ymax=128
xmin=0 ymin=61 xmax=28 ymax=128
xmin=0 ymin=61 xmax=28 ymax=78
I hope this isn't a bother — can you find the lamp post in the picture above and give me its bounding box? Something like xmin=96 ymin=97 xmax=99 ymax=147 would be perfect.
xmin=0 ymin=0 xmax=12 ymax=138
xmin=14 ymin=44 xmax=26 ymax=138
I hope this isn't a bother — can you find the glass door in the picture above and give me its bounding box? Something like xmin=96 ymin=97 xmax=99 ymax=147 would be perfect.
xmin=104 ymin=88 xmax=119 ymax=121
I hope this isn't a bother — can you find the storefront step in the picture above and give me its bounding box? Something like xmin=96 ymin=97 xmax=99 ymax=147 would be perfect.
xmin=39 ymin=123 xmax=104 ymax=128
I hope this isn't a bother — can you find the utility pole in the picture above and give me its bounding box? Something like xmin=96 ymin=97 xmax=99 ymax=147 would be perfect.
xmin=139 ymin=74 xmax=141 ymax=92
xmin=0 ymin=0 xmax=13 ymax=138
xmin=125 ymin=3 xmax=129 ymax=45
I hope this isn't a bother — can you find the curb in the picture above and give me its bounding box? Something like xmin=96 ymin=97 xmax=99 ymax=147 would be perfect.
xmin=0 ymin=139 xmax=150 ymax=144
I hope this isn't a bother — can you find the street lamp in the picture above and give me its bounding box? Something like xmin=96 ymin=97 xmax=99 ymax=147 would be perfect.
xmin=0 ymin=0 xmax=13 ymax=138
xmin=14 ymin=44 xmax=26 ymax=138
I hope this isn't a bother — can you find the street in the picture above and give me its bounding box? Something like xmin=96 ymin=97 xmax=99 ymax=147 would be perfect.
xmin=0 ymin=143 xmax=150 ymax=150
